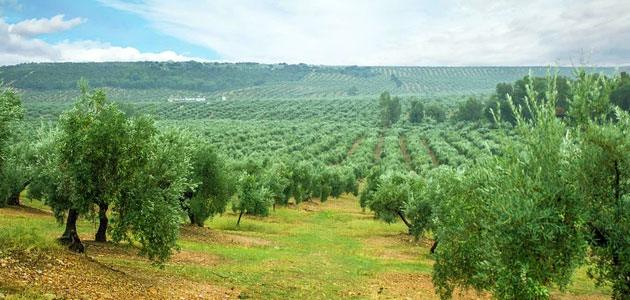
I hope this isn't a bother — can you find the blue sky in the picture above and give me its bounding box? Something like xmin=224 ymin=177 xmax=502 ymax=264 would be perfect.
xmin=0 ymin=0 xmax=628 ymax=66
xmin=0 ymin=0 xmax=219 ymax=60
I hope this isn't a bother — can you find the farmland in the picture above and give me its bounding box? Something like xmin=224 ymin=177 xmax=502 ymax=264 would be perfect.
xmin=1 ymin=62 xmax=629 ymax=299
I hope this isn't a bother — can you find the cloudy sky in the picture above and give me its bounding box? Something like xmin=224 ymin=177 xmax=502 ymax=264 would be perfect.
xmin=0 ymin=0 xmax=628 ymax=66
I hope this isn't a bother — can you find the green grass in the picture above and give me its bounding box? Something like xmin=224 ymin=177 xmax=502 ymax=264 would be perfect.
xmin=172 ymin=201 xmax=431 ymax=298
xmin=0 ymin=287 xmax=51 ymax=300
xmin=0 ymin=194 xmax=612 ymax=299
xmin=0 ymin=225 xmax=59 ymax=253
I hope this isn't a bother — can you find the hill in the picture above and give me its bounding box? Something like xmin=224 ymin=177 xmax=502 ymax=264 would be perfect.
xmin=2 ymin=62 xmax=626 ymax=102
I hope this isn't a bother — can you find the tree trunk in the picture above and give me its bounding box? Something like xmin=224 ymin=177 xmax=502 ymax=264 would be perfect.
xmin=237 ymin=210 xmax=244 ymax=226
xmin=430 ymin=240 xmax=438 ymax=254
xmin=7 ymin=192 xmax=20 ymax=206
xmin=59 ymin=209 xmax=84 ymax=253
xmin=396 ymin=210 xmax=413 ymax=234
xmin=7 ymin=180 xmax=29 ymax=206
xmin=189 ymin=212 xmax=196 ymax=225
xmin=95 ymin=203 xmax=109 ymax=242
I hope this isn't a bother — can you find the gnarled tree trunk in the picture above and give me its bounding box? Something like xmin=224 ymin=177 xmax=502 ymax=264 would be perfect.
xmin=188 ymin=212 xmax=196 ymax=226
xmin=430 ymin=240 xmax=438 ymax=254
xmin=95 ymin=203 xmax=109 ymax=242
xmin=7 ymin=180 xmax=29 ymax=206
xmin=59 ymin=209 xmax=84 ymax=253
xmin=7 ymin=192 xmax=20 ymax=206
xmin=396 ymin=210 xmax=414 ymax=234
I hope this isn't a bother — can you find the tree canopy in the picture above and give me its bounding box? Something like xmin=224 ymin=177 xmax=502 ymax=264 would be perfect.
xmin=408 ymin=100 xmax=424 ymax=123
xmin=454 ymin=97 xmax=484 ymax=121
xmin=29 ymin=81 xmax=192 ymax=263
xmin=431 ymin=71 xmax=630 ymax=300
xmin=378 ymin=92 xmax=402 ymax=127
xmin=181 ymin=140 xmax=234 ymax=227
xmin=425 ymin=103 xmax=446 ymax=123
xmin=0 ymin=85 xmax=25 ymax=206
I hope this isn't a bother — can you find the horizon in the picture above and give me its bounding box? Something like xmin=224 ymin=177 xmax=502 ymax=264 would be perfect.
xmin=2 ymin=60 xmax=630 ymax=68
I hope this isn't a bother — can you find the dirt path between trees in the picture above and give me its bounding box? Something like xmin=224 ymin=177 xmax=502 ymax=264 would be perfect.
xmin=422 ymin=139 xmax=440 ymax=167
xmin=398 ymin=136 xmax=414 ymax=171
xmin=374 ymin=134 xmax=383 ymax=160
xmin=347 ymin=135 xmax=364 ymax=156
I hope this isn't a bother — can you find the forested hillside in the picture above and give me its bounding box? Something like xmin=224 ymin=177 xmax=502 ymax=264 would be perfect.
xmin=2 ymin=62 xmax=625 ymax=101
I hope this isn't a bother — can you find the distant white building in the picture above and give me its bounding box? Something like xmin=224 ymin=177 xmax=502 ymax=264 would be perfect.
xmin=168 ymin=97 xmax=206 ymax=102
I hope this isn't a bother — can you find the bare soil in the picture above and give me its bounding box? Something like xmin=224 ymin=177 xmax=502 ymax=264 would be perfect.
xmin=398 ymin=136 xmax=414 ymax=171
xmin=0 ymin=250 xmax=237 ymax=300
xmin=347 ymin=135 xmax=364 ymax=156
xmin=374 ymin=134 xmax=384 ymax=160
xmin=179 ymin=225 xmax=273 ymax=247
xmin=422 ymin=139 xmax=440 ymax=167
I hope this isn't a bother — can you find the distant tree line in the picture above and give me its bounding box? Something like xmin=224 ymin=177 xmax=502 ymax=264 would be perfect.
xmin=0 ymin=61 xmax=315 ymax=92
xmin=401 ymin=71 xmax=630 ymax=126
xmin=486 ymin=71 xmax=630 ymax=124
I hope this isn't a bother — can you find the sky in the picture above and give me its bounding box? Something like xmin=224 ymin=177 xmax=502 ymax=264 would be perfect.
xmin=0 ymin=0 xmax=628 ymax=66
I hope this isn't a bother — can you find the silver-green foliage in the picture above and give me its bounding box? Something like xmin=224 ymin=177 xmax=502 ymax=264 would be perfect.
xmin=431 ymin=71 xmax=630 ymax=300
xmin=565 ymin=70 xmax=630 ymax=300
xmin=0 ymin=85 xmax=24 ymax=206
xmin=233 ymin=172 xmax=274 ymax=225
xmin=184 ymin=140 xmax=234 ymax=227
xmin=110 ymin=127 xmax=192 ymax=263
xmin=32 ymin=81 xmax=192 ymax=263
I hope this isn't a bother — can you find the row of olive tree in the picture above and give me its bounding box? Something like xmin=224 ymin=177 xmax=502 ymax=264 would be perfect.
xmin=0 ymin=84 xmax=26 ymax=207
xmin=431 ymin=71 xmax=630 ymax=300
xmin=362 ymin=71 xmax=629 ymax=299
xmin=229 ymin=158 xmax=359 ymax=225
xmin=407 ymin=71 xmax=630 ymax=126
xmin=359 ymin=166 xmax=442 ymax=252
xmin=18 ymin=81 xmax=233 ymax=263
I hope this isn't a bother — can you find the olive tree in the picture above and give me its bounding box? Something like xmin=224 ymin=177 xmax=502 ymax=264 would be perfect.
xmin=454 ymin=97 xmax=484 ymax=121
xmin=31 ymin=82 xmax=192 ymax=263
xmin=565 ymin=70 xmax=630 ymax=299
xmin=56 ymin=81 xmax=131 ymax=243
xmin=109 ymin=127 xmax=192 ymax=263
xmin=233 ymin=172 xmax=273 ymax=226
xmin=0 ymin=85 xmax=24 ymax=207
xmin=1 ymin=140 xmax=35 ymax=206
xmin=288 ymin=161 xmax=314 ymax=204
xmin=426 ymin=103 xmax=446 ymax=122
xmin=379 ymin=92 xmax=402 ymax=127
xmin=181 ymin=141 xmax=234 ymax=227
xmin=263 ymin=160 xmax=291 ymax=210
xmin=27 ymin=127 xmax=81 ymax=250
xmin=431 ymin=71 xmax=628 ymax=300
xmin=340 ymin=166 xmax=358 ymax=197
xmin=408 ymin=100 xmax=424 ymax=123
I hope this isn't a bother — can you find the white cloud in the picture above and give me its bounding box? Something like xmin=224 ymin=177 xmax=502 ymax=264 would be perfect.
xmin=9 ymin=14 xmax=86 ymax=37
xmin=0 ymin=16 xmax=205 ymax=65
xmin=52 ymin=40 xmax=204 ymax=62
xmin=100 ymin=0 xmax=630 ymax=66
